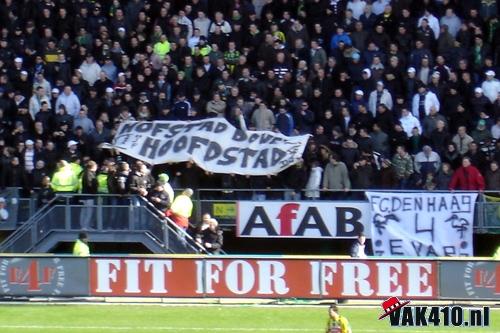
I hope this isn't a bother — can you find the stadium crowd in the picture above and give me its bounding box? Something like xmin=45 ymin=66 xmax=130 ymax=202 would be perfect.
xmin=0 ymin=0 xmax=498 ymax=206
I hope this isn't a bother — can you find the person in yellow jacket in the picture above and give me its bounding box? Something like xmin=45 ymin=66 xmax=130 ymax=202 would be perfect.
xmin=494 ymin=246 xmax=500 ymax=260
xmin=326 ymin=304 xmax=351 ymax=333
xmin=153 ymin=34 xmax=170 ymax=59
xmin=51 ymin=160 xmax=79 ymax=193
xmin=73 ymin=232 xmax=90 ymax=256
xmin=168 ymin=188 xmax=193 ymax=230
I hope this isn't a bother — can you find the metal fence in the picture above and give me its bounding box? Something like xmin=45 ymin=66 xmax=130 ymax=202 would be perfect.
xmin=9 ymin=188 xmax=500 ymax=233
xmin=193 ymin=189 xmax=500 ymax=232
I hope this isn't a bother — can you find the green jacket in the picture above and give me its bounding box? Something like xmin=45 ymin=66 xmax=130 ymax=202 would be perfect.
xmin=494 ymin=246 xmax=500 ymax=260
xmin=392 ymin=153 xmax=414 ymax=179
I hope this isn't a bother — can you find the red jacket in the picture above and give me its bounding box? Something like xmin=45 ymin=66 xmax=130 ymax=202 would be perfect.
xmin=449 ymin=165 xmax=485 ymax=191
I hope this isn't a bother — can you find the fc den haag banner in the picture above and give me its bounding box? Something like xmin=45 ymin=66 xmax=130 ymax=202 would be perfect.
xmin=107 ymin=119 xmax=310 ymax=175
xmin=366 ymin=192 xmax=478 ymax=257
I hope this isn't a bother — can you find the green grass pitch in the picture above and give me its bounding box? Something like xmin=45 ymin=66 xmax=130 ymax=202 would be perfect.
xmin=0 ymin=304 xmax=498 ymax=332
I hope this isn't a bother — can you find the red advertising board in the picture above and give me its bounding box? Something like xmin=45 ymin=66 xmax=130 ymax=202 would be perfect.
xmin=89 ymin=258 xmax=438 ymax=299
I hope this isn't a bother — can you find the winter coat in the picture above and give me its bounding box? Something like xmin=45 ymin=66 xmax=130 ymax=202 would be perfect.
xmin=449 ymin=165 xmax=485 ymax=190
xmin=392 ymin=153 xmax=414 ymax=179
xmin=368 ymin=89 xmax=393 ymax=116
xmin=322 ymin=161 xmax=351 ymax=190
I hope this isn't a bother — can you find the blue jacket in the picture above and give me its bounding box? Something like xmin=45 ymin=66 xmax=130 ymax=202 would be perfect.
xmin=276 ymin=112 xmax=294 ymax=136
xmin=330 ymin=33 xmax=352 ymax=50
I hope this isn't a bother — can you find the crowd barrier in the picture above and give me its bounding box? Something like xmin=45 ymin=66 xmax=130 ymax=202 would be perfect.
xmin=0 ymin=255 xmax=498 ymax=300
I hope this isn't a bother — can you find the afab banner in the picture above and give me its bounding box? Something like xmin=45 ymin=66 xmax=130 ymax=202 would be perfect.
xmin=106 ymin=119 xmax=309 ymax=175
xmin=366 ymin=192 xmax=478 ymax=257
xmin=237 ymin=201 xmax=371 ymax=238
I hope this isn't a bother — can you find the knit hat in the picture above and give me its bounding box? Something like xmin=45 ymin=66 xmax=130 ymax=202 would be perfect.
xmin=158 ymin=173 xmax=169 ymax=184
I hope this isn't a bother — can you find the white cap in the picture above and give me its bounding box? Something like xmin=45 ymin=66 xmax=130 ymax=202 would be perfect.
xmin=14 ymin=57 xmax=22 ymax=63
xmin=475 ymin=87 xmax=483 ymax=94
xmin=105 ymin=87 xmax=114 ymax=93
xmin=25 ymin=139 xmax=34 ymax=145
xmin=485 ymin=70 xmax=495 ymax=77
xmin=51 ymin=88 xmax=60 ymax=94
xmin=355 ymin=90 xmax=364 ymax=96
xmin=432 ymin=71 xmax=440 ymax=78
xmin=118 ymin=27 xmax=126 ymax=32
xmin=376 ymin=80 xmax=384 ymax=86
xmin=118 ymin=72 xmax=125 ymax=77
xmin=0 ymin=197 xmax=5 ymax=203
xmin=67 ymin=140 xmax=78 ymax=147
xmin=20 ymin=70 xmax=28 ymax=76
xmin=407 ymin=67 xmax=416 ymax=73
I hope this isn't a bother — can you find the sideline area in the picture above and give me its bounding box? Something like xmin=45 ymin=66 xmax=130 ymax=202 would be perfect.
xmin=0 ymin=304 xmax=499 ymax=333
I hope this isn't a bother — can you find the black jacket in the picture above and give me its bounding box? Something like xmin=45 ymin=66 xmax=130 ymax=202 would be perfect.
xmin=199 ymin=228 xmax=223 ymax=255
xmin=81 ymin=170 xmax=98 ymax=194
xmin=148 ymin=188 xmax=171 ymax=211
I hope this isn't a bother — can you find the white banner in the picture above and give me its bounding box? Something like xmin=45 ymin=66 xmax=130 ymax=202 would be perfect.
xmin=107 ymin=119 xmax=309 ymax=175
xmin=366 ymin=192 xmax=478 ymax=257
xmin=237 ymin=201 xmax=371 ymax=238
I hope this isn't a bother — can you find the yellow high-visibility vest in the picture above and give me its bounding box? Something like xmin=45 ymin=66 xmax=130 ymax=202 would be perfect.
xmin=170 ymin=194 xmax=193 ymax=218
xmin=72 ymin=239 xmax=90 ymax=256
xmin=97 ymin=173 xmax=109 ymax=193
xmin=51 ymin=166 xmax=79 ymax=192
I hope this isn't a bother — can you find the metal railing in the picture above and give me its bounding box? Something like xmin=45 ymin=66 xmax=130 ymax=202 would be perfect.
xmin=138 ymin=196 xmax=212 ymax=255
xmin=0 ymin=194 xmax=203 ymax=254
xmin=194 ymin=189 xmax=500 ymax=231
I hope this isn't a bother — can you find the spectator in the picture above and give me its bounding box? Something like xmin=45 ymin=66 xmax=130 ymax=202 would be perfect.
xmin=322 ymin=154 xmax=351 ymax=198
xmin=0 ymin=197 xmax=8 ymax=222
xmin=485 ymin=161 xmax=500 ymax=191
xmin=197 ymin=218 xmax=223 ymax=254
xmin=148 ymin=182 xmax=171 ymax=212
xmin=492 ymin=118 xmax=500 ymax=140
xmin=80 ymin=160 xmax=98 ymax=230
xmin=350 ymin=232 xmax=367 ymax=258
xmin=251 ymin=102 xmax=275 ymax=131
xmin=449 ymin=157 xmax=485 ymax=191
xmin=452 ymin=126 xmax=474 ymax=156
xmin=399 ymin=108 xmax=422 ymax=138
xmin=481 ymin=71 xmax=500 ymax=104
xmin=276 ymin=107 xmax=294 ymax=136
xmin=304 ymin=160 xmax=323 ymax=200
xmin=55 ymin=86 xmax=81 ymax=117
xmin=435 ymin=162 xmax=454 ymax=190
xmin=168 ymin=188 xmax=194 ymax=230
xmin=368 ymin=81 xmax=393 ymax=116
xmin=351 ymin=158 xmax=373 ymax=190
xmin=414 ymin=145 xmax=441 ymax=181
xmin=412 ymin=84 xmax=440 ymax=119
xmin=392 ymin=145 xmax=414 ymax=189
xmin=36 ymin=176 xmax=54 ymax=208
xmin=79 ymin=54 xmax=101 ymax=86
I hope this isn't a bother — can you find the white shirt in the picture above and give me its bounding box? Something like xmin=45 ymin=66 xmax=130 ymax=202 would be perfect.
xmin=347 ymin=0 xmax=367 ymax=20
xmin=372 ymin=0 xmax=389 ymax=15
xmin=400 ymin=113 xmax=422 ymax=137
xmin=481 ymin=79 xmax=500 ymax=103
xmin=0 ymin=208 xmax=8 ymax=221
